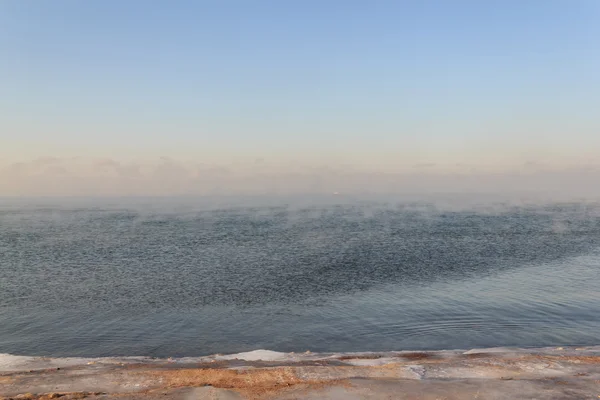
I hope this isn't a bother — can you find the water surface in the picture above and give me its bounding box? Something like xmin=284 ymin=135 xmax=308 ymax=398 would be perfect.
xmin=1 ymin=197 xmax=599 ymax=357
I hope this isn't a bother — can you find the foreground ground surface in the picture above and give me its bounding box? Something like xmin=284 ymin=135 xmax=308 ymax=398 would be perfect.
xmin=2 ymin=347 xmax=600 ymax=399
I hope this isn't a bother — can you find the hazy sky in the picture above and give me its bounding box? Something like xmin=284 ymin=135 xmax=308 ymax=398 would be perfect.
xmin=1 ymin=1 xmax=599 ymax=195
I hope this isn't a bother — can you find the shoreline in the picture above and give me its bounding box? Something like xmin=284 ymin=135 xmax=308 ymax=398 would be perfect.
xmin=2 ymin=346 xmax=600 ymax=399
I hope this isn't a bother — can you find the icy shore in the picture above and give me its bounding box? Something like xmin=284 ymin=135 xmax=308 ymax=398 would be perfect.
xmin=2 ymin=346 xmax=600 ymax=399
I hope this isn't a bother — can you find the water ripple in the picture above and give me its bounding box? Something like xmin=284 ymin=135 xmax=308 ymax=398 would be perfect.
xmin=1 ymin=199 xmax=600 ymax=357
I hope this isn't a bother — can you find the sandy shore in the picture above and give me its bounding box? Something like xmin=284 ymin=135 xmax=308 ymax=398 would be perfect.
xmin=2 ymin=346 xmax=600 ymax=399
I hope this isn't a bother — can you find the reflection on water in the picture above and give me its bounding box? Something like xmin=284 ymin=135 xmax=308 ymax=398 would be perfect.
xmin=1 ymin=198 xmax=600 ymax=357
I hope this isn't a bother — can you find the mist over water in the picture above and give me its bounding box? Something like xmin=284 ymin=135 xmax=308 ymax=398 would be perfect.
xmin=1 ymin=196 xmax=600 ymax=357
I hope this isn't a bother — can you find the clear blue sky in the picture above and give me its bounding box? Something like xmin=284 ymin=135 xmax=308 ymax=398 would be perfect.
xmin=1 ymin=0 xmax=599 ymax=167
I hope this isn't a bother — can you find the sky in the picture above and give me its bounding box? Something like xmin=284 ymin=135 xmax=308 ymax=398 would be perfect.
xmin=1 ymin=0 xmax=599 ymax=196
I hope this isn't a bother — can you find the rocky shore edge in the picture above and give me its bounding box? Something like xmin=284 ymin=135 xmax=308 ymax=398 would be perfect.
xmin=2 ymin=346 xmax=600 ymax=399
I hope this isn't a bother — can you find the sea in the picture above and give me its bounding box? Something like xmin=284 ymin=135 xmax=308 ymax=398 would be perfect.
xmin=1 ymin=195 xmax=600 ymax=358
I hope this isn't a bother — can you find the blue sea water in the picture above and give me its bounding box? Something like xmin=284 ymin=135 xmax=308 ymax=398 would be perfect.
xmin=1 ymin=196 xmax=599 ymax=357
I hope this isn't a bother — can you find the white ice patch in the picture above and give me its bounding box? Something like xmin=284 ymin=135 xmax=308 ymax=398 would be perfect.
xmin=340 ymin=357 xmax=398 ymax=366
xmin=215 ymin=350 xmax=290 ymax=362
xmin=0 ymin=354 xmax=35 ymax=371
xmin=463 ymin=347 xmax=515 ymax=355
xmin=0 ymin=353 xmax=93 ymax=372
xmin=0 ymin=353 xmax=153 ymax=372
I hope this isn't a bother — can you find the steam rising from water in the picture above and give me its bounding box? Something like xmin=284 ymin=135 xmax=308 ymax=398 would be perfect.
xmin=2 ymin=157 xmax=600 ymax=197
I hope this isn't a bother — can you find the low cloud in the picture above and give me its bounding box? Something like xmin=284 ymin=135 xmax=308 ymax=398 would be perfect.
xmin=1 ymin=157 xmax=600 ymax=198
xmin=413 ymin=163 xmax=437 ymax=169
